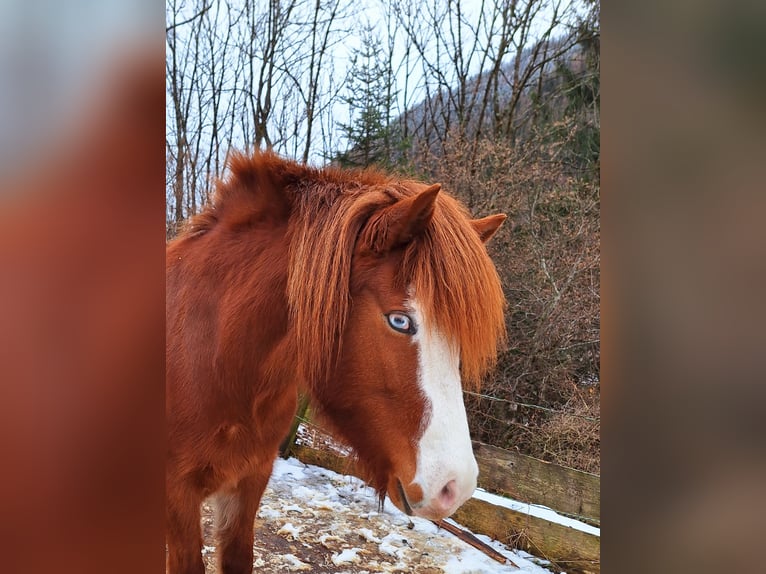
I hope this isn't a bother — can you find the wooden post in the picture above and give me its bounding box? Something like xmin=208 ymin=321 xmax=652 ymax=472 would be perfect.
xmin=279 ymin=394 xmax=310 ymax=459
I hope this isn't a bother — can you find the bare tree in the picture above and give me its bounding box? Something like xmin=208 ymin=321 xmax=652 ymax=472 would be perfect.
xmin=389 ymin=0 xmax=580 ymax=167
xmin=244 ymin=0 xmax=300 ymax=149
xmin=301 ymin=0 xmax=347 ymax=163
xmin=166 ymin=0 xmax=207 ymax=228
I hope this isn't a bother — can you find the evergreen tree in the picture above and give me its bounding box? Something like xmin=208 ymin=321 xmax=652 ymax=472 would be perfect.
xmin=336 ymin=24 xmax=394 ymax=167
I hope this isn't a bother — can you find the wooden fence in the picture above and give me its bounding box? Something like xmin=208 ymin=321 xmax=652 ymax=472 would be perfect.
xmin=289 ymin=438 xmax=600 ymax=573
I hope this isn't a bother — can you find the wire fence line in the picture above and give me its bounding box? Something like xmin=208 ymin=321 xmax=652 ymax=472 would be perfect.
xmin=462 ymin=390 xmax=600 ymax=422
xmin=290 ymin=389 xmax=599 ymax=448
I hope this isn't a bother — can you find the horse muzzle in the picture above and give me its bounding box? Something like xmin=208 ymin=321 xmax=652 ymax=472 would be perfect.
xmin=394 ymin=473 xmax=476 ymax=520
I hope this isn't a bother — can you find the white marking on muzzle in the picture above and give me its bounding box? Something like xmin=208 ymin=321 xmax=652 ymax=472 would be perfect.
xmin=408 ymin=296 xmax=478 ymax=518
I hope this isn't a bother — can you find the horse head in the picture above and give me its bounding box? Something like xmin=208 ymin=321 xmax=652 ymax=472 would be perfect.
xmin=312 ymin=183 xmax=506 ymax=520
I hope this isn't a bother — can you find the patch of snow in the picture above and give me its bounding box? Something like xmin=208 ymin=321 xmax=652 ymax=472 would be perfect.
xmin=378 ymin=532 xmax=409 ymax=559
xmin=279 ymin=553 xmax=312 ymax=571
xmin=295 ymin=422 xmax=352 ymax=455
xmin=331 ymin=547 xmax=363 ymax=565
xmin=442 ymin=536 xmax=555 ymax=574
xmin=318 ymin=533 xmax=344 ymax=548
xmin=256 ymin=505 xmax=281 ymax=520
xmin=276 ymin=522 xmax=302 ymax=540
xmin=472 ymin=488 xmax=600 ymax=537
xmin=578 ymin=374 xmax=599 ymax=387
xmin=270 ymin=457 xmax=308 ymax=480
xmin=291 ymin=485 xmax=318 ymax=500
xmin=410 ymin=515 xmax=440 ymax=534
xmin=311 ymin=499 xmax=339 ymax=511
xmin=357 ymin=527 xmax=381 ymax=543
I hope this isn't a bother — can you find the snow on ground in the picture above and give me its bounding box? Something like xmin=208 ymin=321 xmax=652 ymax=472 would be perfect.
xmin=200 ymin=457 xmax=566 ymax=573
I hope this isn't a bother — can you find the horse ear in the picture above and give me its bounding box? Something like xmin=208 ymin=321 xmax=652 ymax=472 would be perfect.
xmin=365 ymin=184 xmax=441 ymax=253
xmin=471 ymin=213 xmax=507 ymax=243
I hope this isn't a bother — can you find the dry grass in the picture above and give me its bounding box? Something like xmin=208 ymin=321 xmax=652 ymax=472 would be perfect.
xmin=531 ymin=393 xmax=600 ymax=474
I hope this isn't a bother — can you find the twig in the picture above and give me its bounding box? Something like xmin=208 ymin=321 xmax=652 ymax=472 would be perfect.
xmin=432 ymin=519 xmax=518 ymax=568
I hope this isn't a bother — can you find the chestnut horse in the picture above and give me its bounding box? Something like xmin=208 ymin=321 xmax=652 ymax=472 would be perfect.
xmin=166 ymin=151 xmax=507 ymax=574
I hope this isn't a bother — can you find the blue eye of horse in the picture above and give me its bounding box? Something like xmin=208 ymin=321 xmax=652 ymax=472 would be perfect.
xmin=386 ymin=312 xmax=416 ymax=335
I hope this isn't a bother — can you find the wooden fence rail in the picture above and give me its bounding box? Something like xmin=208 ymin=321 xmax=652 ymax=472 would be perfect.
xmin=472 ymin=441 xmax=600 ymax=526
xmin=290 ymin=442 xmax=600 ymax=573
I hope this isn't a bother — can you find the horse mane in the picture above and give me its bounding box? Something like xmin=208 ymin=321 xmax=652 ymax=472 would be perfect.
xmin=179 ymin=150 xmax=506 ymax=389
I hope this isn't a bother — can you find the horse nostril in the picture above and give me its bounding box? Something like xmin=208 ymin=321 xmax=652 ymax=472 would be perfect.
xmin=438 ymin=479 xmax=457 ymax=508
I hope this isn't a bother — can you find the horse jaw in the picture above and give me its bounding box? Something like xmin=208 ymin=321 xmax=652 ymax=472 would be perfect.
xmin=404 ymin=296 xmax=479 ymax=520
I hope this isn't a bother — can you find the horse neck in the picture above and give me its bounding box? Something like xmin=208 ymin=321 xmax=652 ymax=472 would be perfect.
xmin=185 ymin=225 xmax=296 ymax=398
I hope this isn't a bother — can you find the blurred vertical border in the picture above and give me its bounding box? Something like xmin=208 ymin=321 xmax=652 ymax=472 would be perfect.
xmin=0 ymin=1 xmax=165 ymax=573
xmin=603 ymin=0 xmax=766 ymax=572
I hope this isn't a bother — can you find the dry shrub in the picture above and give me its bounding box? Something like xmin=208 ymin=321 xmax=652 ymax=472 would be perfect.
xmin=411 ymin=130 xmax=600 ymax=474
xmin=531 ymin=391 xmax=600 ymax=474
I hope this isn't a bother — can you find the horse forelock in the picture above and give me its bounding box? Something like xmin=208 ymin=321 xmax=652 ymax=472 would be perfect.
xmin=287 ymin=188 xmax=389 ymax=387
xmin=279 ymin=159 xmax=394 ymax=388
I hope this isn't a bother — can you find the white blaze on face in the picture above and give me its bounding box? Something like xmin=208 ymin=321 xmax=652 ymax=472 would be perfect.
xmin=408 ymin=296 xmax=479 ymax=518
